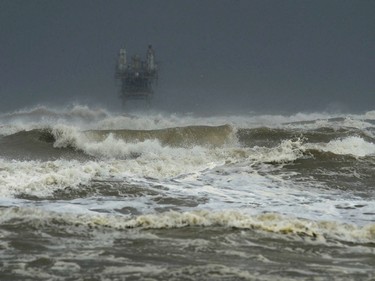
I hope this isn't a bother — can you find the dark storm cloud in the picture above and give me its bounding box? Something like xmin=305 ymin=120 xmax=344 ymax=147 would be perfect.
xmin=0 ymin=0 xmax=374 ymax=113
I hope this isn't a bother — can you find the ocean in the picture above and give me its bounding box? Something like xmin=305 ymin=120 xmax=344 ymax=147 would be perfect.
xmin=0 ymin=105 xmax=374 ymax=281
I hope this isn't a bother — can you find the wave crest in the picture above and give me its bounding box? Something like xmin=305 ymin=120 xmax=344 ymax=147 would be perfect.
xmin=316 ymin=136 xmax=375 ymax=157
xmin=1 ymin=208 xmax=374 ymax=244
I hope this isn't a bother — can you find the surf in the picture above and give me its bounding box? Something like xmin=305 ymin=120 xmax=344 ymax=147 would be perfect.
xmin=84 ymin=124 xmax=234 ymax=147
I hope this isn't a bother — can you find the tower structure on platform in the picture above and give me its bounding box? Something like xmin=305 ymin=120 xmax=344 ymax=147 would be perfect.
xmin=115 ymin=45 xmax=158 ymax=105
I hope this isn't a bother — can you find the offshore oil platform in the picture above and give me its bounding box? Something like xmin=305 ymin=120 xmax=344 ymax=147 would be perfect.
xmin=115 ymin=45 xmax=158 ymax=105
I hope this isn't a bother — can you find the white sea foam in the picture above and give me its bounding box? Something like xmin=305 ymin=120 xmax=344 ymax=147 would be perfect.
xmin=2 ymin=105 xmax=375 ymax=136
xmin=49 ymin=121 xmax=306 ymax=163
xmin=363 ymin=110 xmax=375 ymax=120
xmin=0 ymin=123 xmax=335 ymax=201
xmin=312 ymin=136 xmax=375 ymax=157
xmin=122 ymin=210 xmax=375 ymax=243
xmin=0 ymin=124 xmax=26 ymax=136
xmin=250 ymin=138 xmax=305 ymax=163
xmin=0 ymin=159 xmax=99 ymax=197
xmin=0 ymin=138 xmax=226 ymax=197
xmin=0 ymin=105 xmax=110 ymax=136
xmin=1 ymin=106 xmax=375 ymax=232
xmin=2 ymin=104 xmax=109 ymax=120
xmin=1 ymin=207 xmax=373 ymax=244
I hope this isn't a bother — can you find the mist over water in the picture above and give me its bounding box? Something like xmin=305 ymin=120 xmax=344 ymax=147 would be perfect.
xmin=0 ymin=104 xmax=374 ymax=280
xmin=1 ymin=0 xmax=374 ymax=279
xmin=1 ymin=0 xmax=374 ymax=114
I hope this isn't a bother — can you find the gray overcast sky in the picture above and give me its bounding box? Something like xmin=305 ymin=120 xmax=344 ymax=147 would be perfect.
xmin=0 ymin=0 xmax=374 ymax=113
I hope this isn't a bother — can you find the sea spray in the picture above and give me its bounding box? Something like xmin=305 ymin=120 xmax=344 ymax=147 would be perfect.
xmin=1 ymin=106 xmax=375 ymax=280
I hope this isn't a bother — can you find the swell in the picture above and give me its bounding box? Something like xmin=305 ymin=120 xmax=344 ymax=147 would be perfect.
xmin=0 ymin=125 xmax=234 ymax=160
xmin=2 ymin=124 xmax=374 ymax=161
xmin=85 ymin=124 xmax=233 ymax=147
xmin=0 ymin=105 xmax=108 ymax=122
xmin=0 ymin=129 xmax=89 ymax=161
xmin=237 ymin=127 xmax=375 ymax=148
xmin=1 ymin=207 xmax=374 ymax=244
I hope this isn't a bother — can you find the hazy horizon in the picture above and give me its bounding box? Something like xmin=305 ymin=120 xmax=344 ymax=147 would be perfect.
xmin=1 ymin=0 xmax=374 ymax=114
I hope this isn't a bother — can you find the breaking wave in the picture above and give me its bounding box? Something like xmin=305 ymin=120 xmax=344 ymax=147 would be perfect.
xmin=80 ymin=124 xmax=234 ymax=148
xmin=1 ymin=207 xmax=374 ymax=245
xmin=314 ymin=136 xmax=375 ymax=157
xmin=0 ymin=104 xmax=109 ymax=122
xmin=0 ymin=124 xmax=234 ymax=160
xmin=1 ymin=106 xmax=375 ymax=281
xmin=1 ymin=122 xmax=374 ymax=162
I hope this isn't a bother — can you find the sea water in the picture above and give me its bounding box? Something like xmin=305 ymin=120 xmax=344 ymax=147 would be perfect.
xmin=0 ymin=105 xmax=374 ymax=280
